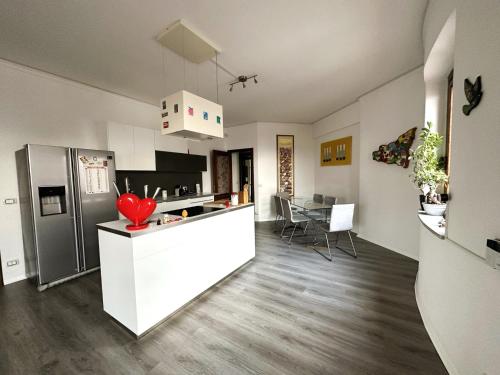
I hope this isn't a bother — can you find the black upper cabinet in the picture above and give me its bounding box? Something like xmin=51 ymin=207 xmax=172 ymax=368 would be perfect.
xmin=155 ymin=151 xmax=207 ymax=172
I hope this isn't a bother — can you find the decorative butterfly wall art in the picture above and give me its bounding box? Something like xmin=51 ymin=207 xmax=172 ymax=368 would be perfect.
xmin=372 ymin=127 xmax=417 ymax=169
xmin=463 ymin=76 xmax=483 ymax=116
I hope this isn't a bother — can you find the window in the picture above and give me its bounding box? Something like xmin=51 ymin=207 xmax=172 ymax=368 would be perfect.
xmin=444 ymin=70 xmax=453 ymax=193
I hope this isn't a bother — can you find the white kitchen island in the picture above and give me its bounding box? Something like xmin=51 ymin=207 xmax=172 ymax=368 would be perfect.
xmin=97 ymin=203 xmax=255 ymax=337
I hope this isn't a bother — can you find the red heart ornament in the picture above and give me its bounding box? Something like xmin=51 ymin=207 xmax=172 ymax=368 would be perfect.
xmin=116 ymin=193 xmax=157 ymax=230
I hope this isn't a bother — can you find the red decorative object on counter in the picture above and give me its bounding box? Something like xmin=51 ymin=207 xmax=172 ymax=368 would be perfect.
xmin=116 ymin=193 xmax=157 ymax=230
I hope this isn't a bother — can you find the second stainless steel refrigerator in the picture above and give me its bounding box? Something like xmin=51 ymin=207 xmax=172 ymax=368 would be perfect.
xmin=16 ymin=144 xmax=118 ymax=290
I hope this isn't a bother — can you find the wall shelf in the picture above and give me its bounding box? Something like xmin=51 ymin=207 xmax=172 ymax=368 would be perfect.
xmin=418 ymin=212 xmax=446 ymax=240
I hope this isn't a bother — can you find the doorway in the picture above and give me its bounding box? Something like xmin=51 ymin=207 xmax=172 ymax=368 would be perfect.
xmin=212 ymin=150 xmax=232 ymax=200
xmin=211 ymin=148 xmax=254 ymax=203
xmin=229 ymin=148 xmax=254 ymax=203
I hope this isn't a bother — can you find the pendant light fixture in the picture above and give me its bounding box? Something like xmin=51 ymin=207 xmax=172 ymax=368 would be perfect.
xmin=157 ymin=20 xmax=223 ymax=140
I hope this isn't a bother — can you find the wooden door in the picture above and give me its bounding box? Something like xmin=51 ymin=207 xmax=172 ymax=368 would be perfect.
xmin=212 ymin=150 xmax=232 ymax=200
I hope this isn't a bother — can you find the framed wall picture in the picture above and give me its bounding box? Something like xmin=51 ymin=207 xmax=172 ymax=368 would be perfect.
xmin=276 ymin=135 xmax=294 ymax=195
xmin=320 ymin=136 xmax=352 ymax=166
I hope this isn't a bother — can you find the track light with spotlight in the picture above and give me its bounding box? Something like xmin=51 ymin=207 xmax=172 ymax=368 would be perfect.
xmin=228 ymin=74 xmax=258 ymax=92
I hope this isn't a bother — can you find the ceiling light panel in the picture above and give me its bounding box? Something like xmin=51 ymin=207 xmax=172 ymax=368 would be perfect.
xmin=156 ymin=19 xmax=221 ymax=64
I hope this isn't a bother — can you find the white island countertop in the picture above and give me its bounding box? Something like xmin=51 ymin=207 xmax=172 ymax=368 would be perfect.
xmin=97 ymin=203 xmax=255 ymax=337
xmin=97 ymin=203 xmax=253 ymax=238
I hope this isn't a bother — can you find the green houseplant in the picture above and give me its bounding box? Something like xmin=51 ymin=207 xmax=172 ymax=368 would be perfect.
xmin=410 ymin=122 xmax=448 ymax=215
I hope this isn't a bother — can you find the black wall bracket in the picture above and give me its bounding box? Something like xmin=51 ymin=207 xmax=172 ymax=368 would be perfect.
xmin=485 ymin=239 xmax=500 ymax=269
xmin=486 ymin=239 xmax=500 ymax=253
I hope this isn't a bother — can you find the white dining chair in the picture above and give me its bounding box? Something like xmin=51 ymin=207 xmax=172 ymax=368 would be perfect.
xmin=314 ymin=203 xmax=357 ymax=261
xmin=323 ymin=196 xmax=337 ymax=222
xmin=280 ymin=197 xmax=309 ymax=244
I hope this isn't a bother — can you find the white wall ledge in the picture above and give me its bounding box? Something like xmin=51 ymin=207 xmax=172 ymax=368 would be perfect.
xmin=418 ymin=212 xmax=446 ymax=239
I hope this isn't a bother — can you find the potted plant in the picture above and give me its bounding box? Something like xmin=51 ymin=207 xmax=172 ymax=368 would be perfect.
xmin=410 ymin=122 xmax=449 ymax=216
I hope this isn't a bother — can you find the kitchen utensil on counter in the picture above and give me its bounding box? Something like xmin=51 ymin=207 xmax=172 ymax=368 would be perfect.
xmin=116 ymin=193 xmax=157 ymax=230
xmin=173 ymin=185 xmax=188 ymax=196
xmin=144 ymin=185 xmax=149 ymax=198
xmin=152 ymin=187 xmax=161 ymax=200
xmin=113 ymin=182 xmax=121 ymax=197
xmin=162 ymin=190 xmax=168 ymax=200
xmin=238 ymin=184 xmax=249 ymax=204
xmin=231 ymin=193 xmax=239 ymax=206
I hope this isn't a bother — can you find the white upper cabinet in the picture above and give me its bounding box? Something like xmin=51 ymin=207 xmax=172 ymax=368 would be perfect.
xmin=107 ymin=122 xmax=134 ymax=170
xmin=107 ymin=122 xmax=155 ymax=171
xmin=133 ymin=127 xmax=155 ymax=170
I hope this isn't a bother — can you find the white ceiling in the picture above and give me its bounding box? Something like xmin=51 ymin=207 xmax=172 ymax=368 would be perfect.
xmin=0 ymin=0 xmax=427 ymax=126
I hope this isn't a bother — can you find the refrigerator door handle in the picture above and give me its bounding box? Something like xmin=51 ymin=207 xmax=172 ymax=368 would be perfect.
xmin=71 ymin=149 xmax=86 ymax=271
xmin=67 ymin=148 xmax=81 ymax=272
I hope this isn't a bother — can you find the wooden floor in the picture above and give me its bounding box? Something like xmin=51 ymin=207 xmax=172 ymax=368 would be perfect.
xmin=0 ymin=222 xmax=447 ymax=375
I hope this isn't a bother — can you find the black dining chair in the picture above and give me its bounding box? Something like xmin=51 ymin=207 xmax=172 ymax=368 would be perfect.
xmin=313 ymin=194 xmax=324 ymax=203
xmin=274 ymin=195 xmax=285 ymax=230
xmin=280 ymin=198 xmax=309 ymax=244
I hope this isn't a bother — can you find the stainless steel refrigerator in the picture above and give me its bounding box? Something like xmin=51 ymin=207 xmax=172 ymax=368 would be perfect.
xmin=16 ymin=145 xmax=117 ymax=290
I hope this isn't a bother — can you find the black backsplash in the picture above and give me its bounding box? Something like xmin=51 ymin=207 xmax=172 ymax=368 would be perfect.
xmin=116 ymin=170 xmax=202 ymax=197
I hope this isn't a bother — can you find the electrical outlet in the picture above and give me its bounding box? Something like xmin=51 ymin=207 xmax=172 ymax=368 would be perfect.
xmin=3 ymin=198 xmax=17 ymax=205
xmin=7 ymin=259 xmax=19 ymax=267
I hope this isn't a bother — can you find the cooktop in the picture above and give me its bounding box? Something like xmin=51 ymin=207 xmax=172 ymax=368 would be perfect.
xmin=164 ymin=206 xmax=224 ymax=218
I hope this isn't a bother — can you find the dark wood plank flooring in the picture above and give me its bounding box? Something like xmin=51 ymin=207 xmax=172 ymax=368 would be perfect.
xmin=0 ymin=222 xmax=447 ymax=374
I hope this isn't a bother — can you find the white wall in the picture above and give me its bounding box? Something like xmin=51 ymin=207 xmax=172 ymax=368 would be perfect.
xmin=358 ymin=68 xmax=425 ymax=260
xmin=313 ymin=103 xmax=360 ymax=232
xmin=423 ymin=0 xmax=457 ymax=61
xmin=311 ymin=69 xmax=425 ymax=259
xmin=424 ymin=79 xmax=449 ymax=145
xmin=256 ymin=122 xmax=315 ymax=221
xmin=416 ymin=229 xmax=500 ymax=375
xmin=445 ymin=0 xmax=500 ymax=258
xmin=225 ymin=122 xmax=314 ymax=221
xmin=415 ymin=2 xmax=500 ymax=375
xmin=0 ymin=59 xmax=217 ymax=284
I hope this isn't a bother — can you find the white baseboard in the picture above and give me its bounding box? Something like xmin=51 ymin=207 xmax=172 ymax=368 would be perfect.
xmin=3 ymin=274 xmax=27 ymax=285
xmin=255 ymin=216 xmax=274 ymax=222
xmin=414 ymin=273 xmax=459 ymax=375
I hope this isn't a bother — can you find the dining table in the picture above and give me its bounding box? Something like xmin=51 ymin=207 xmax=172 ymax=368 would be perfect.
xmin=289 ymin=197 xmax=331 ymax=211
xmin=289 ymin=196 xmax=331 ymax=223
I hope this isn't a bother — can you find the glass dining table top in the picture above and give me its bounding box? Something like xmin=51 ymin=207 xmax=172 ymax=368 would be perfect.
xmin=289 ymin=197 xmax=331 ymax=210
